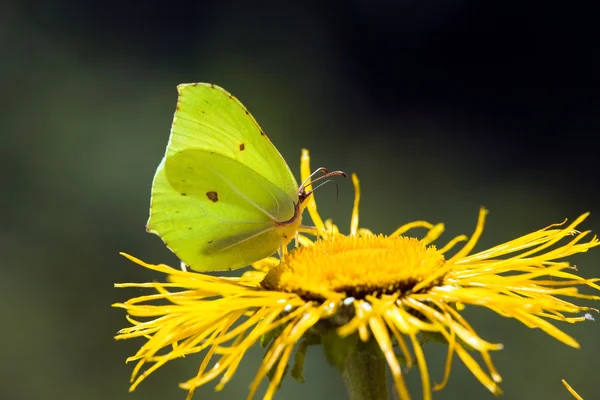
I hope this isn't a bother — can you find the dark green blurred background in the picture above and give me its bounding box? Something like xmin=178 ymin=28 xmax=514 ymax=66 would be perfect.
xmin=2 ymin=1 xmax=599 ymax=399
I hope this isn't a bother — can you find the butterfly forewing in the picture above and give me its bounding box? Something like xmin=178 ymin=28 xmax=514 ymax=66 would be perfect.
xmin=168 ymin=83 xmax=298 ymax=202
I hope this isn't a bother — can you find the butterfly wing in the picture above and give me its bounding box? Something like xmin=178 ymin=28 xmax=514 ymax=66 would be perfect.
xmin=166 ymin=83 xmax=298 ymax=200
xmin=148 ymin=83 xmax=300 ymax=271
xmin=149 ymin=150 xmax=297 ymax=271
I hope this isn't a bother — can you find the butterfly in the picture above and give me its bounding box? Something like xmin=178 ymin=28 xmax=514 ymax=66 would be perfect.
xmin=147 ymin=83 xmax=345 ymax=271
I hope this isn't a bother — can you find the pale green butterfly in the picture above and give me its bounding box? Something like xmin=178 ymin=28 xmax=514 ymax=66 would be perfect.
xmin=147 ymin=83 xmax=345 ymax=272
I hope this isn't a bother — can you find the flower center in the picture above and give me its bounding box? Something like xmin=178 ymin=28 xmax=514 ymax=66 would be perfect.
xmin=261 ymin=235 xmax=447 ymax=301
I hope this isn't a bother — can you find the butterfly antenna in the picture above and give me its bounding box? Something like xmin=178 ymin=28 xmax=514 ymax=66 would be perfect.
xmin=300 ymin=167 xmax=329 ymax=189
xmin=304 ymin=179 xmax=341 ymax=239
xmin=307 ymin=179 xmax=336 ymax=193
xmin=299 ymin=170 xmax=347 ymax=201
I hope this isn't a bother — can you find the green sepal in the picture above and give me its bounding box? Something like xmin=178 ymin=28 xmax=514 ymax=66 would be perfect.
xmin=291 ymin=335 xmax=321 ymax=383
xmin=259 ymin=325 xmax=285 ymax=348
xmin=321 ymin=331 xmax=359 ymax=371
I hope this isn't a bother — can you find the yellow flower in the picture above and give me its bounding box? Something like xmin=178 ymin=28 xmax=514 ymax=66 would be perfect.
xmin=114 ymin=149 xmax=600 ymax=400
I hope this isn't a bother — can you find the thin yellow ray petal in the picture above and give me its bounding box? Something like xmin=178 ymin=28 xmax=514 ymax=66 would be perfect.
xmin=450 ymin=340 xmax=502 ymax=395
xmin=391 ymin=221 xmax=434 ymax=237
xmin=181 ymin=312 xmax=263 ymax=358
xmin=216 ymin=333 xmax=248 ymax=389
xmin=405 ymin=298 xmax=503 ymax=352
xmin=286 ymin=305 xmax=325 ymax=341
xmin=120 ymin=252 xmax=180 ymax=274
xmin=497 ymin=214 xmax=590 ymax=262
xmin=457 ymin=229 xmax=563 ymax=263
xmin=369 ymin=314 xmax=411 ymax=400
xmin=562 ymin=379 xmax=584 ymax=400
xmin=515 ymin=310 xmax=580 ymax=348
xmin=350 ymin=174 xmax=361 ymax=235
xmin=421 ymin=223 xmax=445 ymax=245
xmin=455 ymin=216 xmax=583 ymax=263
xmin=433 ymin=325 xmax=455 ymax=391
xmin=409 ymin=332 xmax=431 ymax=400
xmin=380 ymin=301 xmax=416 ymax=334
xmin=180 ymin=349 xmax=240 ymax=390
xmin=218 ymin=306 xmax=307 ymax=357
xmin=438 ymin=235 xmax=468 ymax=254
xmin=323 ymin=219 xmax=340 ymax=238
xmin=532 ymin=277 xmax=600 ymax=289
xmin=387 ymin=299 xmax=447 ymax=334
xmin=421 ymin=301 xmax=501 ymax=392
xmin=479 ymin=350 xmax=502 ymax=384
xmin=411 ymin=263 xmax=456 ymax=294
xmin=515 ymin=231 xmax=594 ymax=262
xmin=382 ymin=310 xmax=414 ymax=367
xmin=249 ymin=328 xmax=295 ymax=397
xmin=186 ymin=317 xmax=240 ymax=399
xmin=296 ymin=233 xmax=315 ymax=247
xmin=211 ymin=309 xmax=285 ymax=347
xmin=168 ymin=312 xmax=243 ymax=359
xmin=180 ymin=308 xmax=292 ymax=391
xmin=448 ymin=208 xmax=487 ymax=263
xmin=301 ymin=149 xmax=325 ymax=233
xmin=264 ymin=344 xmax=295 ymax=400
xmin=251 ymin=257 xmax=281 ymax=272
xmin=249 ymin=305 xmax=322 ymax=399
xmin=358 ymin=228 xmax=375 ymax=236
xmin=339 ymin=301 xmax=371 ymax=341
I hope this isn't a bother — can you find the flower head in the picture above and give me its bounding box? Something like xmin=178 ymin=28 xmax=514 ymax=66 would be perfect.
xmin=115 ymin=150 xmax=600 ymax=400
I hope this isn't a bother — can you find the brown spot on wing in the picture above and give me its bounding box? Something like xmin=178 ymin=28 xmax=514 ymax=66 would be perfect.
xmin=206 ymin=191 xmax=219 ymax=202
xmin=239 ymin=143 xmax=245 ymax=151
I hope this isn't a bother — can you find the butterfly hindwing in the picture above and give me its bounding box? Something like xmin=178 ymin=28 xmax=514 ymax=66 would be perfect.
xmin=148 ymin=150 xmax=296 ymax=271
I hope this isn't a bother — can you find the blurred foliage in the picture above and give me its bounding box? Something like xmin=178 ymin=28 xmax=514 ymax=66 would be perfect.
xmin=2 ymin=1 xmax=599 ymax=399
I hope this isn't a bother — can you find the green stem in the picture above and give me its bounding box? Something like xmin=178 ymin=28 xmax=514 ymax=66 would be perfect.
xmin=340 ymin=340 xmax=388 ymax=400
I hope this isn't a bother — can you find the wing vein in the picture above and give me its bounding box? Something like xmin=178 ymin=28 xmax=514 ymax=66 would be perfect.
xmin=211 ymin=226 xmax=274 ymax=255
xmin=206 ymin=165 xmax=278 ymax=221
